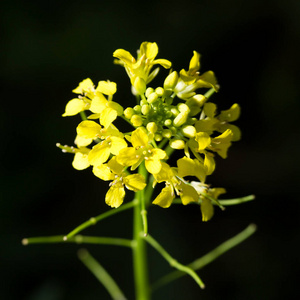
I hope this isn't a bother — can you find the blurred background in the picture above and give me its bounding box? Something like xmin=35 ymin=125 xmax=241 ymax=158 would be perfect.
xmin=1 ymin=0 xmax=300 ymax=299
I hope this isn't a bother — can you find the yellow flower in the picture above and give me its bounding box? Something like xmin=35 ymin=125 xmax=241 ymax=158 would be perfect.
xmin=56 ymin=143 xmax=91 ymax=170
xmin=93 ymin=157 xmax=146 ymax=208
xmin=113 ymin=42 xmax=171 ymax=86
xmin=152 ymin=162 xmax=199 ymax=208
xmin=76 ymin=120 xmax=127 ymax=166
xmin=117 ymin=127 xmax=167 ymax=174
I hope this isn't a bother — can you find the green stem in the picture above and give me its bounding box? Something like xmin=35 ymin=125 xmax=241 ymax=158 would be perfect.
xmin=152 ymin=224 xmax=257 ymax=291
xmin=22 ymin=235 xmax=133 ymax=248
xmin=78 ymin=249 xmax=127 ymax=300
xmin=204 ymin=88 xmax=216 ymax=99
xmin=64 ymin=201 xmax=137 ymax=240
xmin=132 ymin=192 xmax=150 ymax=300
xmin=144 ymin=235 xmax=205 ymax=289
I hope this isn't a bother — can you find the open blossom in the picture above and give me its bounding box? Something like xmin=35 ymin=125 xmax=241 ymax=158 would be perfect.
xmin=117 ymin=127 xmax=167 ymax=174
xmin=93 ymin=157 xmax=146 ymax=208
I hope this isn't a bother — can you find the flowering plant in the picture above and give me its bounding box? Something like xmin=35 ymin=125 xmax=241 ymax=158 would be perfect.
xmin=23 ymin=42 xmax=255 ymax=299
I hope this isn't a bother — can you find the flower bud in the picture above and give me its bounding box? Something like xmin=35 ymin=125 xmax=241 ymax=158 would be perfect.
xmin=164 ymin=119 xmax=172 ymax=126
xmin=154 ymin=133 xmax=163 ymax=141
xmin=182 ymin=125 xmax=196 ymax=138
xmin=131 ymin=115 xmax=143 ymax=127
xmin=133 ymin=77 xmax=146 ymax=95
xmin=155 ymin=87 xmax=164 ymax=97
xmin=145 ymin=87 xmax=154 ymax=98
xmin=162 ymin=129 xmax=172 ymax=139
xmin=124 ymin=107 xmax=134 ymax=119
xmin=146 ymin=122 xmax=157 ymax=133
xmin=164 ymin=71 xmax=178 ymax=90
xmin=177 ymin=103 xmax=190 ymax=113
xmin=141 ymin=104 xmax=150 ymax=115
xmin=173 ymin=112 xmax=188 ymax=127
xmin=170 ymin=139 xmax=185 ymax=149
xmin=147 ymin=92 xmax=158 ymax=104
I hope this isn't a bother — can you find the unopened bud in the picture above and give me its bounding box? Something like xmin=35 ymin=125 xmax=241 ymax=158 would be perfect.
xmin=173 ymin=112 xmax=188 ymax=127
xmin=145 ymin=87 xmax=154 ymax=98
xmin=170 ymin=139 xmax=185 ymax=149
xmin=182 ymin=125 xmax=196 ymax=138
xmin=164 ymin=71 xmax=178 ymax=90
xmin=154 ymin=133 xmax=163 ymax=141
xmin=162 ymin=129 xmax=172 ymax=139
xmin=133 ymin=77 xmax=146 ymax=95
xmin=155 ymin=87 xmax=164 ymax=97
xmin=141 ymin=104 xmax=150 ymax=115
xmin=131 ymin=115 xmax=143 ymax=127
xmin=146 ymin=122 xmax=157 ymax=133
xmin=124 ymin=107 xmax=134 ymax=119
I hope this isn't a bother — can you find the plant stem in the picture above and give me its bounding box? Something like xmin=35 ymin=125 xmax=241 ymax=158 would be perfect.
xmin=132 ymin=166 xmax=150 ymax=300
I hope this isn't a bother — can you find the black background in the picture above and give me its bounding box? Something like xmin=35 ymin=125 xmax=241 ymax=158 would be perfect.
xmin=1 ymin=0 xmax=300 ymax=299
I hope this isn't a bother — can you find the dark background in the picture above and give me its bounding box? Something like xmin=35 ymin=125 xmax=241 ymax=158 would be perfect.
xmin=1 ymin=0 xmax=300 ymax=299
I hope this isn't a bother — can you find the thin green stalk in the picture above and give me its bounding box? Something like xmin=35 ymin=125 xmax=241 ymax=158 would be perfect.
xmin=218 ymin=195 xmax=255 ymax=206
xmin=80 ymin=111 xmax=88 ymax=120
xmin=144 ymin=234 xmax=205 ymax=290
xmin=171 ymin=194 xmax=255 ymax=206
xmin=204 ymin=88 xmax=216 ymax=99
xmin=152 ymin=224 xmax=257 ymax=291
xmin=64 ymin=200 xmax=137 ymax=240
xmin=78 ymin=249 xmax=127 ymax=300
xmin=132 ymin=162 xmax=151 ymax=300
xmin=22 ymin=235 xmax=134 ymax=248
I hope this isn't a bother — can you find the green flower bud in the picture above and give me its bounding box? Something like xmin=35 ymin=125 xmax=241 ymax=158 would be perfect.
xmin=182 ymin=125 xmax=196 ymax=138
xmin=164 ymin=71 xmax=178 ymax=90
xmin=173 ymin=112 xmax=188 ymax=127
xmin=147 ymin=92 xmax=159 ymax=104
xmin=146 ymin=122 xmax=157 ymax=133
xmin=145 ymin=87 xmax=154 ymax=98
xmin=155 ymin=87 xmax=164 ymax=97
xmin=141 ymin=104 xmax=150 ymax=115
xmin=165 ymin=97 xmax=173 ymax=105
xmin=140 ymin=99 xmax=148 ymax=106
xmin=164 ymin=119 xmax=172 ymax=126
xmin=124 ymin=107 xmax=134 ymax=119
xmin=171 ymin=107 xmax=179 ymax=116
xmin=133 ymin=105 xmax=141 ymax=113
xmin=178 ymin=103 xmax=190 ymax=113
xmin=131 ymin=115 xmax=143 ymax=127
xmin=154 ymin=133 xmax=163 ymax=141
xmin=133 ymin=76 xmax=146 ymax=95
xmin=169 ymin=138 xmax=185 ymax=149
xmin=162 ymin=129 xmax=172 ymax=139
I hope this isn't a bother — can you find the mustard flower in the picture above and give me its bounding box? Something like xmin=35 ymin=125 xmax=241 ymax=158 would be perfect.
xmin=113 ymin=42 xmax=172 ymax=87
xmin=117 ymin=127 xmax=167 ymax=174
xmin=93 ymin=157 xmax=146 ymax=208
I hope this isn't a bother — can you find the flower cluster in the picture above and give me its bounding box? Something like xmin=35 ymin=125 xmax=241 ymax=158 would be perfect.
xmin=57 ymin=42 xmax=241 ymax=221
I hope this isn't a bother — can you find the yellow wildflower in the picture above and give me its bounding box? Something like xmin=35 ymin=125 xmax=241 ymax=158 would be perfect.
xmin=117 ymin=127 xmax=167 ymax=174
xmin=93 ymin=157 xmax=146 ymax=208
xmin=113 ymin=42 xmax=171 ymax=86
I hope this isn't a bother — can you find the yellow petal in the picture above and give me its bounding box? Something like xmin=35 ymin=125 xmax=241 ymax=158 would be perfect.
xmin=62 ymin=99 xmax=87 ymax=117
xmin=100 ymin=107 xmax=117 ymax=128
xmin=152 ymin=185 xmax=174 ymax=208
xmin=131 ymin=127 xmax=148 ymax=147
xmin=180 ymin=183 xmax=199 ymax=205
xmin=88 ymin=143 xmax=110 ymax=166
xmin=72 ymin=152 xmax=90 ymax=170
xmin=107 ymin=156 xmax=124 ymax=175
xmin=204 ymin=152 xmax=215 ymax=175
xmin=145 ymin=158 xmax=162 ymax=174
xmin=201 ymin=197 xmax=214 ymax=221
xmin=189 ymin=51 xmax=201 ymax=73
xmin=152 ymin=59 xmax=172 ymax=69
xmin=195 ymin=132 xmax=211 ymax=151
xmin=197 ymin=71 xmax=219 ymax=91
xmin=72 ymin=78 xmax=94 ymax=94
xmin=90 ymin=94 xmax=107 ymax=114
xmin=113 ymin=49 xmax=134 ymax=65
xmin=140 ymin=42 xmax=158 ymax=60
xmin=117 ymin=147 xmax=140 ymax=167
xmin=124 ymin=174 xmax=146 ymax=191
xmin=105 ymin=183 xmax=125 ymax=208
xmin=74 ymin=135 xmax=93 ymax=147
xmin=96 ymin=81 xmax=117 ymax=95
xmin=110 ymin=136 xmax=127 ymax=155
xmin=93 ymin=164 xmax=114 ymax=181
xmin=77 ymin=120 xmax=101 ymax=139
